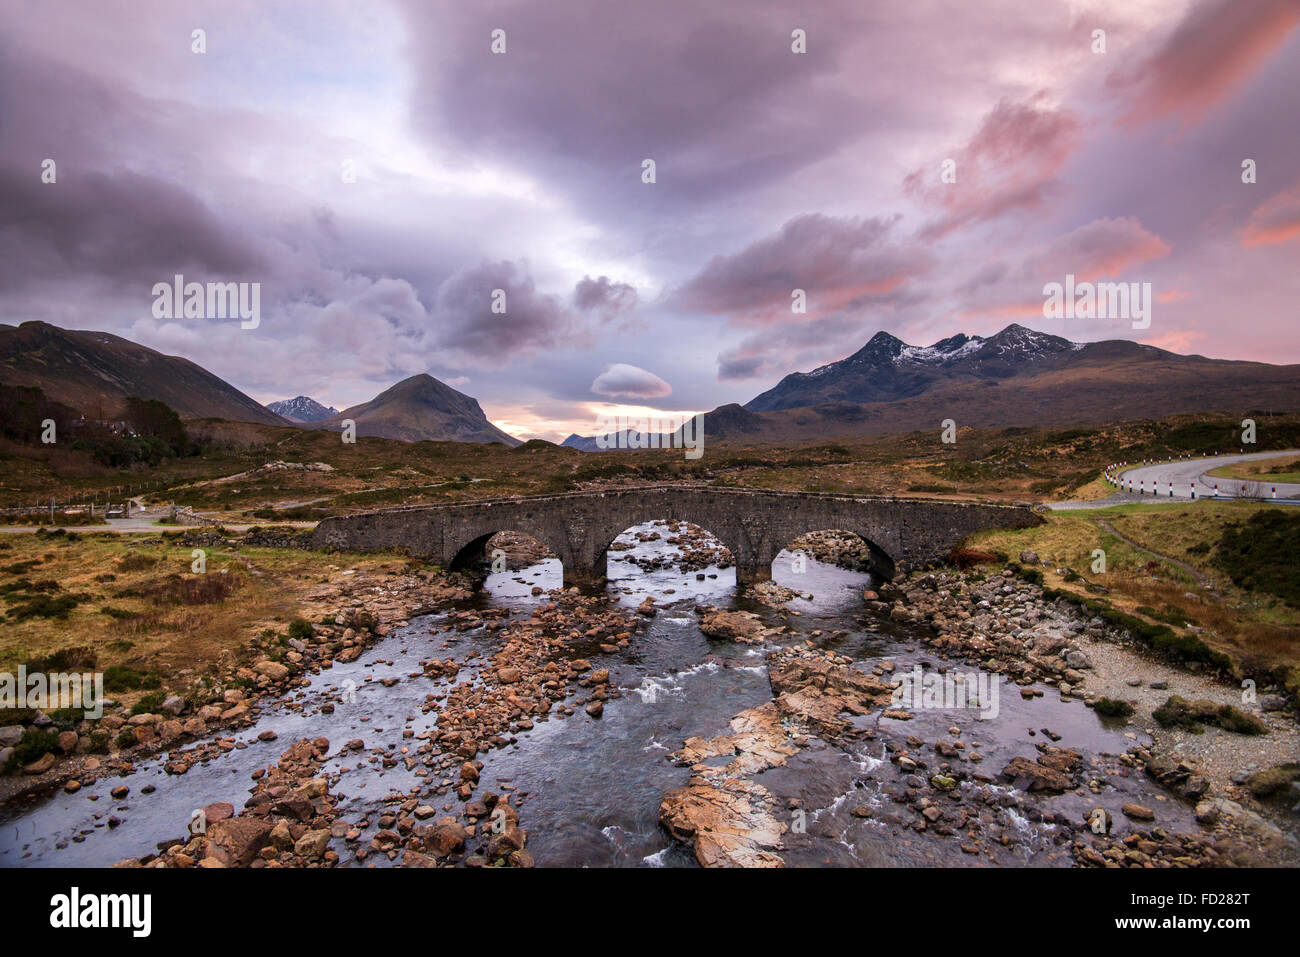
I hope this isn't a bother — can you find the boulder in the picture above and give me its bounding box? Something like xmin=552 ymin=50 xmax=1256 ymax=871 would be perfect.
xmin=201 ymin=801 xmax=235 ymax=825
xmin=253 ymin=660 xmax=290 ymax=682
xmin=697 ymin=608 xmax=766 ymax=643
xmin=205 ymin=818 xmax=273 ymax=866
xmin=425 ymin=819 xmax=468 ymax=857
xmin=23 ymin=752 xmax=57 ymax=775
xmin=294 ymin=829 xmax=330 ymax=859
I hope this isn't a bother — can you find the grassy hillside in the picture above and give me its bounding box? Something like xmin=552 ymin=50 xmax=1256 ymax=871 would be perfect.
xmin=2 ymin=412 xmax=1298 ymax=518
xmin=967 ymin=501 xmax=1300 ymax=697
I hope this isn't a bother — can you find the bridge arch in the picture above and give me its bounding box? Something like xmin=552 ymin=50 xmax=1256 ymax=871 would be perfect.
xmin=775 ymin=528 xmax=895 ymax=581
xmin=448 ymin=529 xmax=559 ymax=576
xmin=600 ymin=519 xmax=737 ymax=582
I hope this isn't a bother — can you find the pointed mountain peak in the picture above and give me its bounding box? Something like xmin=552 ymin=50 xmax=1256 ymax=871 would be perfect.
xmin=978 ymin=323 xmax=1077 ymax=359
xmin=266 ymin=395 xmax=339 ymax=423
xmin=841 ymin=330 xmax=905 ymax=367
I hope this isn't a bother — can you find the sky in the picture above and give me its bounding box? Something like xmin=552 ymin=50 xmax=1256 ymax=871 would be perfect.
xmin=1 ymin=0 xmax=1298 ymax=441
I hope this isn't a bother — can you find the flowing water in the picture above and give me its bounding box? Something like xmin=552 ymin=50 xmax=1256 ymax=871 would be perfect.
xmin=0 ymin=522 xmax=1193 ymax=868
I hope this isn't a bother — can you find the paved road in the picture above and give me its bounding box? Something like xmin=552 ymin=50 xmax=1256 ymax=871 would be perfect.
xmin=1052 ymin=449 xmax=1300 ymax=510
xmin=1116 ymin=449 xmax=1300 ymax=501
xmin=0 ymin=515 xmax=313 ymax=534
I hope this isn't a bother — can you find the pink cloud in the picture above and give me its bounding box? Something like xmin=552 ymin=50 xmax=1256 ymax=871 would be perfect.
xmin=674 ymin=213 xmax=932 ymax=325
xmin=1140 ymin=329 xmax=1207 ymax=353
xmin=1241 ymin=182 xmax=1300 ymax=248
xmin=1025 ymin=216 xmax=1171 ymax=280
xmin=1111 ymin=0 xmax=1300 ymax=127
xmin=904 ymin=93 xmax=1080 ymax=239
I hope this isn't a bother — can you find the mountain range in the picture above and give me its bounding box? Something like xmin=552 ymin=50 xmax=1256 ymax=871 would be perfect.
xmin=3 ymin=320 xmax=1297 ymax=448
xmin=567 ymin=324 xmax=1300 ymax=445
xmin=266 ymin=395 xmax=338 ymax=423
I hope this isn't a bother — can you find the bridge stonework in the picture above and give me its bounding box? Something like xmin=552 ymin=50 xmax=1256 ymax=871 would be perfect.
xmin=310 ymin=487 xmax=1041 ymax=583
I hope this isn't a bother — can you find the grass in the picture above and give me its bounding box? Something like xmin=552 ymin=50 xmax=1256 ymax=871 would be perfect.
xmin=0 ymin=529 xmax=414 ymax=711
xmin=1212 ymin=509 xmax=1300 ymax=605
xmin=0 ymin=511 xmax=109 ymax=527
xmin=966 ymin=500 xmax=1300 ymax=696
xmin=1208 ymin=453 xmax=1300 ymax=484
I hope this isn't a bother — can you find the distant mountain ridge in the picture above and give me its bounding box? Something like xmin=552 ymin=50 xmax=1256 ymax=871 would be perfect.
xmin=267 ymin=396 xmax=339 ymax=423
xmin=746 ymin=324 xmax=1083 ymax=411
xmin=0 ymin=321 xmax=286 ymax=425
xmin=721 ymin=322 xmax=1300 ymax=439
xmin=310 ymin=374 xmax=520 ymax=445
xmin=564 ymin=323 xmax=1300 ymax=448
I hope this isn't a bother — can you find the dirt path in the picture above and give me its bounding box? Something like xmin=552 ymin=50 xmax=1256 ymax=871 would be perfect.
xmin=1093 ymin=518 xmax=1220 ymax=596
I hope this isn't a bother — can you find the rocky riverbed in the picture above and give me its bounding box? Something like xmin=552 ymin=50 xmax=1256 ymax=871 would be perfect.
xmin=2 ymin=525 xmax=1295 ymax=868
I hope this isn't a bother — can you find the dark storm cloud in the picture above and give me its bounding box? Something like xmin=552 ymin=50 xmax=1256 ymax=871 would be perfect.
xmin=0 ymin=166 xmax=266 ymax=288
xmin=398 ymin=0 xmax=876 ymax=221
xmin=674 ymin=213 xmax=933 ymax=324
xmin=0 ymin=44 xmax=267 ymax=290
xmin=573 ymin=275 xmax=638 ymax=321
xmin=430 ymin=260 xmax=585 ymax=365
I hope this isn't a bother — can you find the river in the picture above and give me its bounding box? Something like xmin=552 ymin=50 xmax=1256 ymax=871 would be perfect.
xmin=0 ymin=521 xmax=1190 ymax=868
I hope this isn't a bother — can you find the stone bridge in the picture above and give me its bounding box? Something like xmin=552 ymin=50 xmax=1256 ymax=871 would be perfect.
xmin=310 ymin=486 xmax=1041 ymax=584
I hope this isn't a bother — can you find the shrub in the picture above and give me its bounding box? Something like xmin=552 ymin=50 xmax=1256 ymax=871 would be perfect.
xmin=1008 ymin=562 xmax=1042 ymax=585
xmin=7 ymin=593 xmax=81 ymax=620
xmin=117 ymin=553 xmax=158 ymax=572
xmin=287 ymin=617 xmax=315 ymax=641
xmin=1243 ymin=764 xmax=1300 ymax=798
xmin=139 ymin=573 xmax=235 ymax=606
xmin=1152 ymin=695 xmax=1265 ymax=735
xmin=1213 ymin=510 xmax=1300 ymax=605
xmin=1093 ymin=697 xmax=1134 ymax=719
xmin=13 ymin=727 xmax=61 ymax=765
xmin=131 ymin=690 xmax=167 ymax=716
xmin=1216 ymin=704 xmax=1266 ymax=736
xmin=948 ymin=545 xmax=999 ymax=569
xmin=24 ymin=646 xmax=97 ymax=672
xmin=103 ymin=665 xmax=147 ymax=692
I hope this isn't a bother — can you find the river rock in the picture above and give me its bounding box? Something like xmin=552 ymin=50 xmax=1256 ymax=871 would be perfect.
xmin=697 ymin=608 xmax=766 ymax=643
xmin=425 ymin=819 xmax=468 ymax=857
xmin=294 ymin=829 xmax=330 ymax=859
xmin=254 ymin=660 xmax=290 ymax=681
xmin=659 ymin=774 xmax=786 ymax=868
xmin=1121 ymin=803 xmax=1155 ymax=821
xmin=205 ymin=818 xmax=273 ymax=866
xmin=23 ymin=752 xmax=56 ymax=774
xmin=201 ymin=801 xmax=235 ymax=825
xmin=1000 ymin=748 xmax=1080 ymax=793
